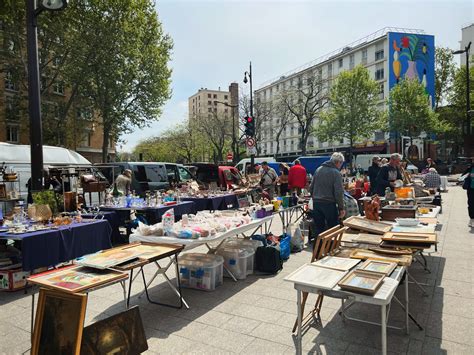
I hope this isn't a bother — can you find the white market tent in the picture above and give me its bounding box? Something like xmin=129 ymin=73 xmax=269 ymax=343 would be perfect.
xmin=0 ymin=142 xmax=91 ymax=166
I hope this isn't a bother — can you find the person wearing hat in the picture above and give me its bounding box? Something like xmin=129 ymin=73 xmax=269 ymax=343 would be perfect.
xmin=367 ymin=156 xmax=381 ymax=195
xmin=116 ymin=169 xmax=132 ymax=195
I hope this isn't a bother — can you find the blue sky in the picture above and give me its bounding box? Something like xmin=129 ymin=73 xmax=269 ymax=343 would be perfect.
xmin=119 ymin=0 xmax=473 ymax=152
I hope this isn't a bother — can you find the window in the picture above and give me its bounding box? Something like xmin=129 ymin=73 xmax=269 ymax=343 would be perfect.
xmin=224 ymin=108 xmax=228 ymax=113
xmin=213 ymin=94 xmax=217 ymax=99
xmin=213 ymin=107 xmax=217 ymax=112
xmin=224 ymin=95 xmax=228 ymax=100
xmin=178 ymin=166 xmax=193 ymax=181
xmin=214 ymin=101 xmax=217 ymax=106
xmin=349 ymin=54 xmax=355 ymax=69
xmin=362 ymin=49 xmax=368 ymax=64
xmin=375 ymin=68 xmax=384 ymax=81
xmin=5 ymin=96 xmax=19 ymax=121
xmin=81 ymin=131 xmax=92 ymax=147
xmin=6 ymin=125 xmax=19 ymax=143
xmin=338 ymin=58 xmax=343 ymax=68
xmin=208 ymin=100 xmax=211 ymax=105
xmin=53 ymin=81 xmax=64 ymax=95
xmin=375 ymin=49 xmax=384 ymax=61
xmin=4 ymin=71 xmax=18 ymax=91
xmin=318 ymin=68 xmax=323 ymax=79
xmin=208 ymin=93 xmax=211 ymax=98
xmin=379 ymin=83 xmax=384 ymax=99
xmin=208 ymin=108 xmax=212 ymax=112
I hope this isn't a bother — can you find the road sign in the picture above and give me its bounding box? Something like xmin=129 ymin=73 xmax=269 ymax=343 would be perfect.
xmin=247 ymin=146 xmax=257 ymax=155
xmin=246 ymin=137 xmax=255 ymax=148
xmin=226 ymin=152 xmax=233 ymax=162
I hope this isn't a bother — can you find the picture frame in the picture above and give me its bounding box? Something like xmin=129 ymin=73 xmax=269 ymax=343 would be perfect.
xmin=312 ymin=256 xmax=360 ymax=271
xmin=80 ymin=306 xmax=148 ymax=355
xmin=343 ymin=216 xmax=392 ymax=235
xmin=284 ymin=263 xmax=347 ymax=290
xmin=359 ymin=260 xmax=397 ymax=275
xmin=32 ymin=288 xmax=87 ymax=355
xmin=27 ymin=265 xmax=128 ymax=293
xmin=349 ymin=248 xmax=412 ymax=266
xmin=338 ymin=269 xmax=385 ymax=295
xmin=382 ymin=232 xmax=437 ymax=244
xmin=8 ymin=190 xmax=18 ymax=200
xmin=0 ymin=184 xmax=6 ymax=199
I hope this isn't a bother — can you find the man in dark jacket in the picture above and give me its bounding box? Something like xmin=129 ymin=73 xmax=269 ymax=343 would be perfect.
xmin=375 ymin=153 xmax=403 ymax=196
xmin=368 ymin=156 xmax=381 ymax=195
xmin=309 ymin=152 xmax=345 ymax=241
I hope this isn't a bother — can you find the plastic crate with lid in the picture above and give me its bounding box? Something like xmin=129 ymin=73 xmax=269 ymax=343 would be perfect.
xmin=178 ymin=253 xmax=224 ymax=291
xmin=216 ymin=245 xmax=255 ymax=279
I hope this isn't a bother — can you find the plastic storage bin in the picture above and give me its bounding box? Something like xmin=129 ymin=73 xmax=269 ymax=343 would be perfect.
xmin=216 ymin=246 xmax=255 ymax=279
xmin=223 ymin=238 xmax=263 ymax=252
xmin=178 ymin=253 xmax=224 ymax=291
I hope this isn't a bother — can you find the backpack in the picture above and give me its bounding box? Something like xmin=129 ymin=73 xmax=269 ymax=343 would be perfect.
xmin=255 ymin=246 xmax=283 ymax=274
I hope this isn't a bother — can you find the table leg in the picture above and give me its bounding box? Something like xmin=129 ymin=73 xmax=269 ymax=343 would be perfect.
xmin=127 ymin=269 xmax=134 ymax=308
xmin=297 ymin=289 xmax=302 ymax=355
xmin=405 ymin=270 xmax=409 ymax=334
xmin=381 ymin=304 xmax=387 ymax=355
xmin=30 ymin=292 xmax=35 ymax=344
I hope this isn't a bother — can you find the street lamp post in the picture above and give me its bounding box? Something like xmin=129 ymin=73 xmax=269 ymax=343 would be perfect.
xmin=243 ymin=62 xmax=254 ymax=172
xmin=25 ymin=0 xmax=68 ymax=191
xmin=216 ymin=101 xmax=239 ymax=163
xmin=453 ymin=41 xmax=472 ymax=156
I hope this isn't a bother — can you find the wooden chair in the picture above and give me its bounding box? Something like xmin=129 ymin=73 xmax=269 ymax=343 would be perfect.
xmin=292 ymin=224 xmax=348 ymax=333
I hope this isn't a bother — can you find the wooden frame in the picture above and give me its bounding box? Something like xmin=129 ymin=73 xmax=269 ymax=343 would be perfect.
xmin=382 ymin=232 xmax=437 ymax=244
xmin=338 ymin=269 xmax=385 ymax=295
xmin=32 ymin=288 xmax=87 ymax=355
xmin=359 ymin=260 xmax=397 ymax=275
xmin=352 ymin=233 xmax=383 ymax=245
xmin=343 ymin=216 xmax=392 ymax=235
xmin=0 ymin=184 xmax=6 ymax=199
xmin=349 ymin=248 xmax=412 ymax=266
xmin=27 ymin=265 xmax=128 ymax=293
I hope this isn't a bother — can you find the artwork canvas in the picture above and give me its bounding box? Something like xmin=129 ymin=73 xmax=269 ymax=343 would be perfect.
xmin=32 ymin=288 xmax=87 ymax=355
xmin=75 ymin=245 xmax=146 ymax=269
xmin=0 ymin=184 xmax=6 ymax=199
xmin=28 ymin=266 xmax=127 ymax=293
xmin=80 ymin=306 xmax=148 ymax=355
xmin=349 ymin=249 xmax=412 ymax=266
xmin=285 ymin=263 xmax=346 ymax=289
xmin=131 ymin=243 xmax=183 ymax=261
xmin=338 ymin=269 xmax=385 ymax=295
xmin=312 ymin=256 xmax=360 ymax=271
xmin=359 ymin=260 xmax=397 ymax=275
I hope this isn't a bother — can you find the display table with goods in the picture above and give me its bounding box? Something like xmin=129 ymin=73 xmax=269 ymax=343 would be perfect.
xmin=180 ymin=193 xmax=239 ymax=211
xmin=130 ymin=210 xmax=274 ymax=281
xmin=0 ymin=217 xmax=112 ymax=272
xmin=81 ymin=210 xmax=122 ymax=244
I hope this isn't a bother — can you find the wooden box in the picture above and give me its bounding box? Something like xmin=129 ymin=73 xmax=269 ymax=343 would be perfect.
xmin=0 ymin=268 xmax=30 ymax=291
xmin=381 ymin=205 xmax=416 ymax=221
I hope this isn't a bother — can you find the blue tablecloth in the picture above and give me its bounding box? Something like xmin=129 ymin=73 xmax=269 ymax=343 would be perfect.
xmin=0 ymin=220 xmax=112 ymax=271
xmin=82 ymin=211 xmax=122 ymax=244
xmin=182 ymin=194 xmax=239 ymax=211
xmin=100 ymin=201 xmax=197 ymax=225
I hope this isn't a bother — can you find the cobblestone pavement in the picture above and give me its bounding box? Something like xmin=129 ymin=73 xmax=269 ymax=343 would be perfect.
xmin=1 ymin=185 xmax=473 ymax=354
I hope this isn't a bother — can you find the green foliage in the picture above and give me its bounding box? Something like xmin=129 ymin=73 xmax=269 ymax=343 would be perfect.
xmin=32 ymin=190 xmax=58 ymax=215
xmin=316 ymin=65 xmax=385 ymax=159
xmin=434 ymin=47 xmax=456 ymax=109
xmin=388 ymin=78 xmax=440 ymax=138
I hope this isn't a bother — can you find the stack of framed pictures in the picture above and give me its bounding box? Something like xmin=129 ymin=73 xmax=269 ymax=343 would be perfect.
xmin=338 ymin=260 xmax=397 ymax=295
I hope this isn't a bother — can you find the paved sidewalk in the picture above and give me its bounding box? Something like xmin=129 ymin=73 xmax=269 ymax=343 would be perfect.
xmin=1 ymin=185 xmax=473 ymax=354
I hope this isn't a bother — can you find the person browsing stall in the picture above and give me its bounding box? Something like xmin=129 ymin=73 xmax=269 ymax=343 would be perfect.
xmin=116 ymin=169 xmax=132 ymax=195
xmin=278 ymin=163 xmax=290 ymax=196
xmin=367 ymin=156 xmax=381 ymax=195
xmin=309 ymin=152 xmax=346 ymax=240
xmin=423 ymin=168 xmax=441 ymax=189
xmin=288 ymin=159 xmax=307 ymax=194
xmin=375 ymin=153 xmax=403 ymax=196
xmin=259 ymin=162 xmax=278 ymax=199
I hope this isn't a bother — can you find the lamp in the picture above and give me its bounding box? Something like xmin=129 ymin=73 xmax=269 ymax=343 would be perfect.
xmin=39 ymin=0 xmax=68 ymax=11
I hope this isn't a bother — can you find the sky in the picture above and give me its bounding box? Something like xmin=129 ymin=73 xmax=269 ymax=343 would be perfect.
xmin=119 ymin=0 xmax=474 ymax=152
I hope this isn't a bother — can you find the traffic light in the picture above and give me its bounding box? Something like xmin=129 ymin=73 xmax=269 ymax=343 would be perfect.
xmin=244 ymin=116 xmax=255 ymax=137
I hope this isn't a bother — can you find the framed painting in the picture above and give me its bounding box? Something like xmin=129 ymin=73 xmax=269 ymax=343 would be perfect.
xmin=32 ymin=288 xmax=87 ymax=355
xmin=80 ymin=306 xmax=148 ymax=355
xmin=0 ymin=184 xmax=6 ymax=199
xmin=349 ymin=248 xmax=412 ymax=266
xmin=343 ymin=216 xmax=392 ymax=235
xmin=359 ymin=260 xmax=397 ymax=275
xmin=382 ymin=232 xmax=437 ymax=244
xmin=28 ymin=266 xmax=128 ymax=293
xmin=338 ymin=269 xmax=385 ymax=295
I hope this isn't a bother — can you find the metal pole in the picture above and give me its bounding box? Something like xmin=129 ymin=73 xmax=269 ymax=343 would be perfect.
xmin=249 ymin=61 xmax=255 ymax=170
xmin=26 ymin=0 xmax=44 ymax=191
xmin=232 ymin=105 xmax=237 ymax=163
xmin=465 ymin=43 xmax=471 ymax=138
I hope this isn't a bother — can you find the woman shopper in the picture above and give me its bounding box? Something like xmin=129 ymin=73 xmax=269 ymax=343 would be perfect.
xmin=279 ymin=163 xmax=290 ymax=196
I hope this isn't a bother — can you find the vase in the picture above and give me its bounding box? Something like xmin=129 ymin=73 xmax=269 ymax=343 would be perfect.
xmin=405 ymin=60 xmax=419 ymax=80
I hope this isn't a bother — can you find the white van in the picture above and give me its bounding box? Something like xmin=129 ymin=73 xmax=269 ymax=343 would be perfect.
xmin=354 ymin=153 xmax=419 ymax=174
xmin=235 ymin=157 xmax=276 ymax=175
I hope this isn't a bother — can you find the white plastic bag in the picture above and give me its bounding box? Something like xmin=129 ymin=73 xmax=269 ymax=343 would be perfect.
xmin=289 ymin=223 xmax=304 ymax=252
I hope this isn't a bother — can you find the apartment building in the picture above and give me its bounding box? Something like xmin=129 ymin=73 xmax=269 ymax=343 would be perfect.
xmin=460 ymin=23 xmax=473 ymax=68
xmin=256 ymin=27 xmax=436 ymax=161
xmin=188 ymin=83 xmax=238 ymax=122
xmin=0 ymin=23 xmax=114 ymax=163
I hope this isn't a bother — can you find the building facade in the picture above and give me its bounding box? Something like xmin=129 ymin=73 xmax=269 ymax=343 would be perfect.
xmin=188 ymin=86 xmax=237 ymax=122
xmin=460 ymin=23 xmax=474 ymax=68
xmin=256 ymin=27 xmax=435 ymax=161
xmin=0 ymin=23 xmax=114 ymax=164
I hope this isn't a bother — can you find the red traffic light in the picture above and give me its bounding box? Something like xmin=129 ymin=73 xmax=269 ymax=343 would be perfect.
xmin=246 ymin=116 xmax=253 ymax=123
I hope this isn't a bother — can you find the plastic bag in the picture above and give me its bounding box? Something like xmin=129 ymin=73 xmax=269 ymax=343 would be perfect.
xmin=289 ymin=223 xmax=304 ymax=252
xmin=162 ymin=208 xmax=175 ymax=235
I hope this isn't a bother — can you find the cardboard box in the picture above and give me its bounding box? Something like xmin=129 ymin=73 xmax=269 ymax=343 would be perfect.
xmin=0 ymin=268 xmax=30 ymax=291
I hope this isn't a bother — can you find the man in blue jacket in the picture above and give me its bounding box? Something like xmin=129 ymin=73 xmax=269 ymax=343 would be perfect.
xmin=309 ymin=152 xmax=345 ymax=241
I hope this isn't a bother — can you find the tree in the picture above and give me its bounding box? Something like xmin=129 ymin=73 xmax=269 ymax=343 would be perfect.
xmin=389 ymin=78 xmax=440 ymax=148
xmin=434 ymin=47 xmax=456 ymax=110
xmin=194 ymin=111 xmax=232 ymax=163
xmin=279 ymin=73 xmax=328 ymax=155
xmin=66 ymin=0 xmax=173 ymax=162
xmin=316 ymin=65 xmax=385 ymax=163
xmin=272 ymin=97 xmax=293 ymax=158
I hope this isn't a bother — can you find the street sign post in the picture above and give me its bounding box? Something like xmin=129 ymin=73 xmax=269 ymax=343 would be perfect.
xmin=226 ymin=152 xmax=233 ymax=162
